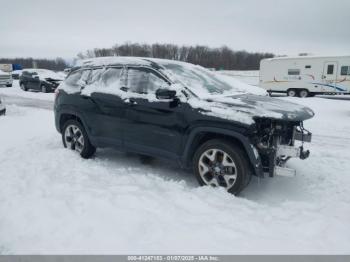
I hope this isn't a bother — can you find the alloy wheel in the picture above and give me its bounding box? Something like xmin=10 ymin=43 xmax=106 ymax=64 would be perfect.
xmin=198 ymin=148 xmax=237 ymax=190
xmin=64 ymin=124 xmax=85 ymax=153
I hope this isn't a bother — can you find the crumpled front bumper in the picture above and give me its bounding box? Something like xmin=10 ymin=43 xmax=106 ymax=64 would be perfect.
xmin=273 ymin=128 xmax=312 ymax=177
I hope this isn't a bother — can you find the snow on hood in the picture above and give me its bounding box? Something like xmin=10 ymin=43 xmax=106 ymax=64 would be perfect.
xmin=189 ymin=94 xmax=315 ymax=125
xmin=214 ymin=73 xmax=267 ymax=96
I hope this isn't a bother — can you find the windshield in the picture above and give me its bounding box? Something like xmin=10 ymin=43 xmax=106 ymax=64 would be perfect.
xmin=157 ymin=60 xmax=268 ymax=97
xmin=161 ymin=63 xmax=234 ymax=96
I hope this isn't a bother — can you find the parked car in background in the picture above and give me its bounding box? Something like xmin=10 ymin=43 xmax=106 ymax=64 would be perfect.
xmin=0 ymin=70 xmax=13 ymax=87
xmin=11 ymin=70 xmax=23 ymax=80
xmin=54 ymin=57 xmax=314 ymax=195
xmin=0 ymin=95 xmax=6 ymax=115
xmin=19 ymin=69 xmax=64 ymax=93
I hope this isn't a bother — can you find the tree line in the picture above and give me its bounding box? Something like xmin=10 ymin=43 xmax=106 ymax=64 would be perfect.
xmin=0 ymin=57 xmax=68 ymax=71
xmin=77 ymin=42 xmax=274 ymax=70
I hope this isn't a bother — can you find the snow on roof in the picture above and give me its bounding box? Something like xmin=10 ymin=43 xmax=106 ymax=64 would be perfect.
xmin=76 ymin=56 xmax=154 ymax=67
xmin=75 ymin=56 xmax=201 ymax=69
xmin=73 ymin=56 xmax=266 ymax=97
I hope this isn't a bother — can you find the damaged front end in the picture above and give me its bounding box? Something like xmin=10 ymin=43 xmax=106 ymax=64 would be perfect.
xmin=250 ymin=118 xmax=312 ymax=177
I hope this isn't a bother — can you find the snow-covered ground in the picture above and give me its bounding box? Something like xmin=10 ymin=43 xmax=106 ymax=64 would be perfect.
xmin=0 ymin=94 xmax=349 ymax=254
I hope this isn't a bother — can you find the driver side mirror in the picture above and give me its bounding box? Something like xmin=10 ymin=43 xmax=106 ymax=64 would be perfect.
xmin=155 ymin=88 xmax=176 ymax=100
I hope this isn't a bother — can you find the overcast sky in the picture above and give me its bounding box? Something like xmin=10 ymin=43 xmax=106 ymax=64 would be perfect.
xmin=0 ymin=0 xmax=349 ymax=59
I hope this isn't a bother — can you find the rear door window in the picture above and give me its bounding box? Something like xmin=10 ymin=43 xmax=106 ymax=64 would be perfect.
xmin=88 ymin=68 xmax=104 ymax=84
xmin=100 ymin=67 xmax=123 ymax=87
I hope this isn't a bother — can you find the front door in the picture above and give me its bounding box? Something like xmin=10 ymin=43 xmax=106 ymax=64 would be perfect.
xmin=27 ymin=73 xmax=41 ymax=90
xmin=323 ymin=62 xmax=338 ymax=92
xmin=123 ymin=67 xmax=186 ymax=160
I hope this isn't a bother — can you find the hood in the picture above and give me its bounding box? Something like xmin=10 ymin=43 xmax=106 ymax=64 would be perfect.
xmin=44 ymin=77 xmax=63 ymax=82
xmin=190 ymin=94 xmax=314 ymax=126
xmin=208 ymin=94 xmax=315 ymax=122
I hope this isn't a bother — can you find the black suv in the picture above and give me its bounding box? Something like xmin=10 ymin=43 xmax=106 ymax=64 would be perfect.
xmin=54 ymin=57 xmax=314 ymax=194
xmin=20 ymin=69 xmax=64 ymax=93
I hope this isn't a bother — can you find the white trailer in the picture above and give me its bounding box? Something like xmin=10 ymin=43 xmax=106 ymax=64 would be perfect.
xmin=259 ymin=56 xmax=350 ymax=97
xmin=0 ymin=64 xmax=13 ymax=73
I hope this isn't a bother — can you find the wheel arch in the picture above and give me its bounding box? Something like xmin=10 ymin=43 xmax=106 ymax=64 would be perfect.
xmin=57 ymin=109 xmax=89 ymax=135
xmin=182 ymin=127 xmax=263 ymax=177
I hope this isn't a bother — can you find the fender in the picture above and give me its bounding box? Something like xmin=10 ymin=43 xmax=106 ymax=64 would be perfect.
xmin=55 ymin=106 xmax=92 ymax=137
xmin=181 ymin=126 xmax=263 ymax=177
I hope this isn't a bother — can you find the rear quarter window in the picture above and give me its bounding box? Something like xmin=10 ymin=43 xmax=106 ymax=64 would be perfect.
xmin=65 ymin=70 xmax=83 ymax=87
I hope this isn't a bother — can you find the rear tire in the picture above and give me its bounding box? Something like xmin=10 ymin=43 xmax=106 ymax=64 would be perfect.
xmin=299 ymin=89 xmax=309 ymax=98
xmin=193 ymin=139 xmax=251 ymax=195
xmin=62 ymin=119 xmax=96 ymax=159
xmin=287 ymin=89 xmax=297 ymax=97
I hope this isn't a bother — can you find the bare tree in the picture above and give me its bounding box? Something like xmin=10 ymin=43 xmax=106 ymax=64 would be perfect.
xmin=77 ymin=42 xmax=274 ymax=70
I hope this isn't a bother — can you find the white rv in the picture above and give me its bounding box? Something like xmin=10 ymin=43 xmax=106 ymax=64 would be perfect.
xmin=260 ymin=56 xmax=350 ymax=97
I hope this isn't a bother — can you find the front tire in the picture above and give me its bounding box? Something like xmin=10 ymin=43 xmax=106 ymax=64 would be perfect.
xmin=62 ymin=119 xmax=96 ymax=159
xmin=193 ymin=139 xmax=251 ymax=195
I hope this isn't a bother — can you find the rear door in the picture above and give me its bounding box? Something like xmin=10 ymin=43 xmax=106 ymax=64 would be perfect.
xmin=84 ymin=67 xmax=126 ymax=148
xmin=29 ymin=72 xmax=41 ymax=90
xmin=323 ymin=62 xmax=338 ymax=92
